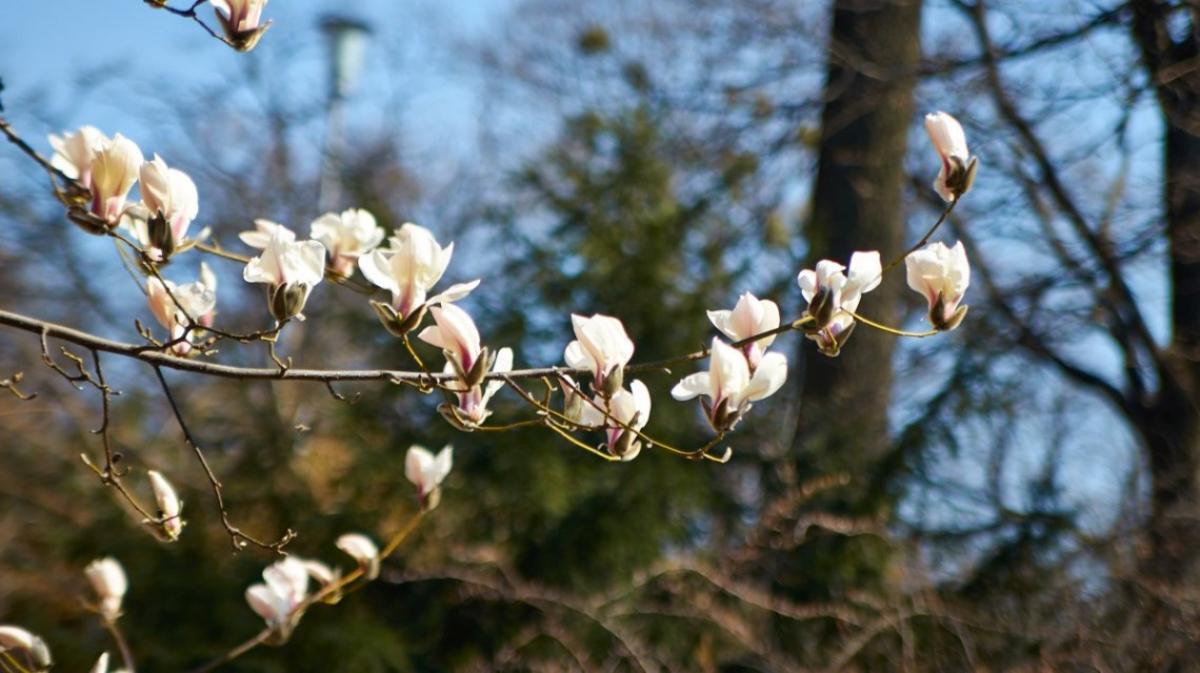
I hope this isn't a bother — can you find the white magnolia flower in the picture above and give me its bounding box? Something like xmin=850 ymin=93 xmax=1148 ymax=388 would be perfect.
xmin=440 ymin=347 xmax=513 ymax=429
xmin=210 ymin=0 xmax=271 ymax=51
xmin=245 ymin=556 xmax=309 ymax=629
xmin=418 ymin=304 xmax=484 ymax=383
xmin=147 ymin=470 xmax=184 ymax=541
xmin=239 ymin=219 xmax=295 ymax=249
xmin=707 ymin=292 xmax=780 ymax=370
xmin=906 ymin=240 xmax=971 ymax=331
xmin=138 ymin=155 xmax=199 ymax=258
xmin=360 ymin=223 xmax=479 ymax=332
xmin=302 ymin=559 xmax=336 ymax=586
xmin=797 ymin=251 xmax=882 ymax=356
xmin=564 ymin=314 xmax=635 ymax=397
xmin=405 ymin=444 xmax=453 ymax=503
xmin=578 ymin=379 xmax=652 ymax=461
xmin=925 ymin=111 xmax=978 ymax=202
xmin=336 ymin=533 xmax=381 ymax=580
xmin=243 ymin=231 xmax=326 ymax=321
xmin=0 ymin=626 xmax=51 ymax=671
xmin=49 ymin=125 xmax=107 ymax=187
xmin=147 ymin=276 xmax=216 ymax=356
xmin=671 ymin=338 xmax=788 ymax=432
xmin=85 ymin=558 xmax=128 ymax=622
xmin=90 ymin=134 xmax=144 ymax=224
xmin=310 ymin=209 xmax=386 ymax=277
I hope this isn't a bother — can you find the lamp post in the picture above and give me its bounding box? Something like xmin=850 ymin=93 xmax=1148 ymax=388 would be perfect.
xmin=317 ymin=15 xmax=372 ymax=212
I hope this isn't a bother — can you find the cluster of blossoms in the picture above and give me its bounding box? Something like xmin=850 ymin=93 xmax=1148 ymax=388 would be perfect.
xmin=243 ymin=445 xmax=450 ymax=640
xmin=43 ymin=110 xmax=976 ymax=474
xmin=48 ymin=126 xmax=219 ymax=354
xmin=0 ymin=557 xmax=134 ymax=673
xmin=563 ymin=314 xmax=648 ymax=459
xmin=672 ymin=294 xmax=789 ymax=432
xmin=795 ymin=111 xmax=974 ymax=355
xmin=0 ymin=445 xmax=449 ymax=667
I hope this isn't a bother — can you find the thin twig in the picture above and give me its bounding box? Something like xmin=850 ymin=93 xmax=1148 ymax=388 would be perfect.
xmin=152 ymin=366 xmax=295 ymax=553
xmin=104 ymin=618 xmax=137 ymax=673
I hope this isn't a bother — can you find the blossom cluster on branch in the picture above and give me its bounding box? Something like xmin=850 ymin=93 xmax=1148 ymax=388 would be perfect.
xmin=0 ymin=87 xmax=977 ymax=669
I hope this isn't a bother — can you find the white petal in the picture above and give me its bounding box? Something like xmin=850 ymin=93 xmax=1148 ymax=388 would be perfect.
xmin=671 ymin=372 xmax=711 ymax=401
xmin=245 ymin=584 xmax=283 ymax=623
xmin=743 ymin=351 xmax=788 ymax=402
xmin=426 ymin=279 xmax=480 ymax=306
xmin=405 ymin=445 xmax=434 ymax=489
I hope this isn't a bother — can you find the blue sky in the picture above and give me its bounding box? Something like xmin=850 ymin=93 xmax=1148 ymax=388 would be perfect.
xmin=3 ymin=0 xmax=514 ymax=159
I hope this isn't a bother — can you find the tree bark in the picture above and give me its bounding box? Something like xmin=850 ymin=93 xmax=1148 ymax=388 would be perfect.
xmin=793 ymin=0 xmax=922 ymax=496
xmin=768 ymin=0 xmax=922 ymax=608
xmin=1129 ymin=0 xmax=1200 ymax=585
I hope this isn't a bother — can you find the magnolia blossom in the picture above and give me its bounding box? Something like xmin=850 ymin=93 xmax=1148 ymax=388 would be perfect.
xmin=243 ymin=231 xmax=326 ymax=321
xmin=797 ymin=251 xmax=882 ymax=357
xmin=440 ymin=347 xmax=513 ymax=429
xmin=211 ymin=0 xmax=271 ymax=51
xmin=138 ymin=155 xmax=199 ymax=258
xmin=906 ymin=240 xmax=971 ymax=331
xmin=89 ymin=134 xmax=144 ymax=224
xmin=49 ymin=125 xmax=106 ymax=188
xmin=672 ymin=338 xmax=787 ymax=432
xmin=406 ymin=444 xmax=453 ymax=507
xmin=576 ymin=379 xmax=651 ymax=461
xmin=564 ymin=314 xmax=635 ymax=397
xmin=336 ymin=533 xmax=381 ymax=580
xmin=418 ymin=304 xmax=489 ymax=384
xmin=147 ymin=470 xmax=184 ymax=541
xmin=147 ymin=276 xmax=216 ymax=356
xmin=0 ymin=626 xmax=51 ymax=671
xmin=245 ymin=556 xmax=309 ymax=632
xmin=707 ymin=292 xmax=780 ymax=370
xmin=360 ymin=223 xmax=479 ymax=334
xmin=925 ymin=111 xmax=978 ymax=202
xmin=85 ymin=558 xmax=128 ymax=621
xmin=239 ymin=219 xmax=295 ymax=249
xmin=310 ymin=209 xmax=385 ymax=276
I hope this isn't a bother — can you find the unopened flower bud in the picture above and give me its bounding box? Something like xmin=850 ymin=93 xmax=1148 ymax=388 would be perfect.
xmin=270 ymin=282 xmax=308 ymax=322
xmin=600 ymin=363 xmax=625 ymax=398
xmin=147 ymin=470 xmax=184 ymax=541
xmin=85 ymin=558 xmax=128 ymax=621
xmin=147 ymin=212 xmax=177 ymax=260
xmin=806 ymin=286 xmax=835 ymax=328
xmin=463 ymin=346 xmax=491 ymax=389
xmin=614 ymin=427 xmax=643 ymax=458
xmin=931 ymin=297 xmax=969 ymax=332
xmin=561 ymin=376 xmax=585 ymax=424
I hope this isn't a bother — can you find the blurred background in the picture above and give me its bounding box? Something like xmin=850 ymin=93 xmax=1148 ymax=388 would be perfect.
xmin=0 ymin=0 xmax=1194 ymax=670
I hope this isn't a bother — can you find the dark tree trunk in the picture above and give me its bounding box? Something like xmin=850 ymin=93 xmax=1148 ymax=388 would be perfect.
xmin=1130 ymin=0 xmax=1200 ymax=586
xmin=769 ymin=0 xmax=922 ymax=607
xmin=1126 ymin=3 xmax=1200 ymax=668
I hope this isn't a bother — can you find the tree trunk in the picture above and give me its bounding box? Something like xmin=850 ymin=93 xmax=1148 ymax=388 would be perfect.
xmin=793 ymin=0 xmax=921 ymax=504
xmin=1130 ymin=0 xmax=1200 ymax=587
xmin=769 ymin=0 xmax=922 ymax=608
